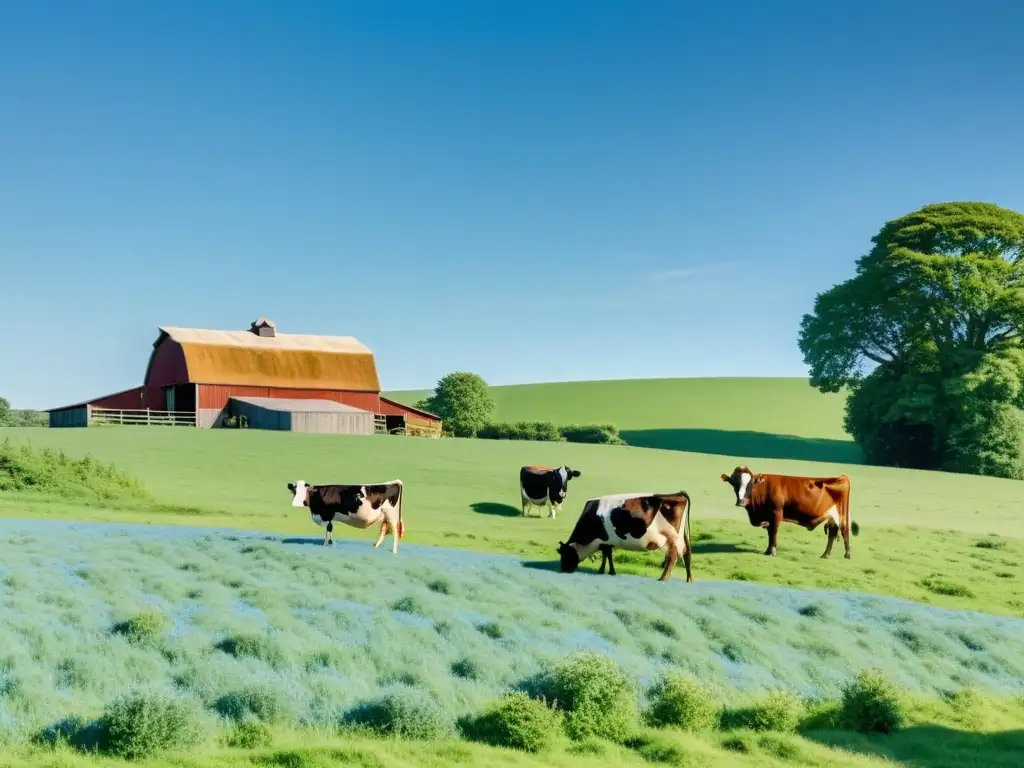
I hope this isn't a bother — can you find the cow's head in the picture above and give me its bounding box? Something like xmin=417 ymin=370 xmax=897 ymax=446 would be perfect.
xmin=720 ymin=466 xmax=761 ymax=507
xmin=556 ymin=541 xmax=581 ymax=573
xmin=287 ymin=480 xmax=311 ymax=508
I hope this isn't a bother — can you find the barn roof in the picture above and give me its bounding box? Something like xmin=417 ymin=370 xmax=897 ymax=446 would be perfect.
xmin=154 ymin=325 xmax=381 ymax=392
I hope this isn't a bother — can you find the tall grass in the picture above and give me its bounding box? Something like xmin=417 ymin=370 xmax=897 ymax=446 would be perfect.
xmin=0 ymin=439 xmax=151 ymax=502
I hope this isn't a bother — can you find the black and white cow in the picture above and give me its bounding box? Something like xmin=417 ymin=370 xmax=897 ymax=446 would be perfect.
xmin=287 ymin=480 xmax=405 ymax=553
xmin=519 ymin=465 xmax=582 ymax=519
xmin=556 ymin=491 xmax=693 ymax=582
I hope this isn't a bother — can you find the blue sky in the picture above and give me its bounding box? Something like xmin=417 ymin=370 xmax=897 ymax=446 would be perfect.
xmin=2 ymin=0 xmax=1023 ymax=409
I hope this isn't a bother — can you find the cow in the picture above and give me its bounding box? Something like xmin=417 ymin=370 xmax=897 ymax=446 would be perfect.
xmin=287 ymin=480 xmax=405 ymax=553
xmin=556 ymin=491 xmax=693 ymax=582
xmin=720 ymin=465 xmax=858 ymax=559
xmin=519 ymin=465 xmax=582 ymax=519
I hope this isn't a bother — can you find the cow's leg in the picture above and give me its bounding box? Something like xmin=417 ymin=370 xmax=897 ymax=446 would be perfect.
xmin=840 ymin=518 xmax=852 ymax=560
xmin=765 ymin=509 xmax=782 ymax=556
xmin=598 ymin=546 xmax=608 ymax=574
xmin=325 ymin=521 xmax=333 ymax=546
xmin=374 ymin=520 xmax=389 ymax=549
xmin=600 ymin=545 xmax=616 ymax=576
xmin=821 ymin=522 xmax=838 ymax=559
xmin=659 ymin=529 xmax=682 ymax=581
xmin=382 ymin=504 xmax=401 ymax=554
xmin=682 ymin=523 xmax=693 ymax=584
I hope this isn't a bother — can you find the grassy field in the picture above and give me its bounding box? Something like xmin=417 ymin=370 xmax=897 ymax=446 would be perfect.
xmin=1 ymin=520 xmax=1022 ymax=768
xmin=386 ymin=377 xmax=861 ymax=463
xmin=0 ymin=428 xmax=1021 ymax=619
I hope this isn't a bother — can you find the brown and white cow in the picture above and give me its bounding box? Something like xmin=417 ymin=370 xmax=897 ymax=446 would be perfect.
xmin=287 ymin=480 xmax=405 ymax=553
xmin=556 ymin=491 xmax=693 ymax=582
xmin=720 ymin=466 xmax=858 ymax=559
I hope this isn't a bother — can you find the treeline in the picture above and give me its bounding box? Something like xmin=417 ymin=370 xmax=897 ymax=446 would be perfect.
xmin=476 ymin=421 xmax=624 ymax=445
xmin=0 ymin=396 xmax=48 ymax=427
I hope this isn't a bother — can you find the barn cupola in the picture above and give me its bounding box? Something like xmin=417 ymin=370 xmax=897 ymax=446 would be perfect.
xmin=250 ymin=317 xmax=277 ymax=338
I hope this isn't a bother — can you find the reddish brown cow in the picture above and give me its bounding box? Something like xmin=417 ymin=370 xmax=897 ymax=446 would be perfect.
xmin=720 ymin=466 xmax=859 ymax=559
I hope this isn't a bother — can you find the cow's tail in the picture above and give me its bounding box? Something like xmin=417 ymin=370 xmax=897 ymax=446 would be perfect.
xmin=396 ymin=480 xmax=405 ymax=539
xmin=842 ymin=476 xmax=858 ymax=537
xmin=680 ymin=490 xmax=692 ymax=547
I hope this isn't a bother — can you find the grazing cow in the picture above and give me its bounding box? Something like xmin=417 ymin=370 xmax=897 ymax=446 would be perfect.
xmin=287 ymin=480 xmax=405 ymax=553
xmin=556 ymin=491 xmax=693 ymax=582
xmin=519 ymin=465 xmax=582 ymax=519
xmin=720 ymin=465 xmax=858 ymax=559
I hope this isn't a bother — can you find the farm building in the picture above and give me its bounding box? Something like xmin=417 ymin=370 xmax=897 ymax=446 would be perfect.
xmin=46 ymin=317 xmax=441 ymax=436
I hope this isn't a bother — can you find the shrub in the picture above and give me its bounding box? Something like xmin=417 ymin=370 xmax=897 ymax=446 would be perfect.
xmin=215 ymin=633 xmax=287 ymax=669
xmin=224 ymin=720 xmax=273 ymax=749
xmin=643 ymin=671 xmax=721 ymax=732
xmin=96 ymin=691 xmax=206 ymax=760
xmin=560 ymin=424 xmax=625 ymax=445
xmin=391 ymin=595 xmax=427 ymax=615
xmin=840 ymin=670 xmax=906 ymax=734
xmin=476 ymin=421 xmax=565 ymax=442
xmin=451 ymin=657 xmax=484 ymax=680
xmin=215 ymin=683 xmax=288 ymax=723
xmin=0 ymin=439 xmax=151 ymax=501
xmin=724 ymin=690 xmax=803 ymax=732
xmin=548 ymin=652 xmax=638 ymax=741
xmin=112 ymin=611 xmax=170 ymax=646
xmin=344 ymin=686 xmax=454 ymax=740
xmin=460 ymin=692 xmax=562 ymax=753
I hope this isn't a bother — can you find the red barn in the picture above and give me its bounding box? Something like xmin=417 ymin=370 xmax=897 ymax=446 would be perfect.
xmin=47 ymin=317 xmax=440 ymax=435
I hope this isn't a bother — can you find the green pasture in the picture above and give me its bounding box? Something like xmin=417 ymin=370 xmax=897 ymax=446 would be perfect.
xmin=386 ymin=376 xmax=860 ymax=463
xmin=1 ymin=427 xmax=1021 ymax=617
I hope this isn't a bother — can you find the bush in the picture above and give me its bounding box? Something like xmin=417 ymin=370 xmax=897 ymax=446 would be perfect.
xmin=112 ymin=611 xmax=170 ymax=646
xmin=548 ymin=652 xmax=638 ymax=741
xmin=0 ymin=439 xmax=151 ymax=501
xmin=215 ymin=633 xmax=287 ymax=669
xmin=224 ymin=720 xmax=273 ymax=749
xmin=344 ymin=686 xmax=454 ymax=740
xmin=477 ymin=422 xmax=565 ymax=442
xmin=643 ymin=671 xmax=721 ymax=732
xmin=460 ymin=692 xmax=562 ymax=753
xmin=840 ymin=670 xmax=906 ymax=734
xmin=560 ymin=424 xmax=625 ymax=445
xmin=215 ymin=683 xmax=288 ymax=723
xmin=723 ymin=690 xmax=803 ymax=733
xmin=96 ymin=692 xmax=206 ymax=760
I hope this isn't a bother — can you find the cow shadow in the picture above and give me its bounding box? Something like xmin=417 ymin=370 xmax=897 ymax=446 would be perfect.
xmin=521 ymin=559 xmax=561 ymax=573
xmin=691 ymin=540 xmax=758 ymax=555
xmin=471 ymin=502 xmax=522 ymax=518
xmin=620 ymin=428 xmax=862 ymax=464
xmin=280 ymin=538 xmax=323 ymax=546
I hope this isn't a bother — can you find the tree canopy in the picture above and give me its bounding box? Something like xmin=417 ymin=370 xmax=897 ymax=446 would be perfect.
xmin=417 ymin=372 xmax=495 ymax=438
xmin=798 ymin=202 xmax=1024 ymax=478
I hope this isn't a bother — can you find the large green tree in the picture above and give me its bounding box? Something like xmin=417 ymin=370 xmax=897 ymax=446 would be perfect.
xmin=417 ymin=371 xmax=495 ymax=438
xmin=799 ymin=202 xmax=1024 ymax=478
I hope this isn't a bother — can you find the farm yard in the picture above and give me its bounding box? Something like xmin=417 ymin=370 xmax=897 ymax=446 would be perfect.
xmin=1 ymin=374 xmax=1023 ymax=767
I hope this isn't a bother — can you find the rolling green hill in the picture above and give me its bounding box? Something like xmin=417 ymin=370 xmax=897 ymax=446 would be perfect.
xmin=2 ymin=427 xmax=1020 ymax=617
xmin=387 ymin=377 xmax=860 ymax=463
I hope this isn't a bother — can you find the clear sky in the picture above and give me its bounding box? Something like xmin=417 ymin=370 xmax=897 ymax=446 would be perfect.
xmin=2 ymin=0 xmax=1023 ymax=409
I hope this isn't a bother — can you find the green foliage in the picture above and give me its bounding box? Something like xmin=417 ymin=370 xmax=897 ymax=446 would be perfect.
xmin=112 ymin=611 xmax=170 ymax=646
xmin=643 ymin=671 xmax=721 ymax=732
xmin=839 ymin=670 xmax=906 ymax=734
xmin=96 ymin=691 xmax=206 ymax=760
xmin=224 ymin=720 xmax=273 ymax=749
xmin=344 ymin=686 xmax=454 ymax=740
xmin=560 ymin=424 xmax=625 ymax=445
xmin=0 ymin=439 xmax=151 ymax=500
xmin=476 ymin=421 xmax=625 ymax=445
xmin=0 ymin=397 xmax=47 ymax=427
xmin=460 ymin=692 xmax=563 ymax=753
xmin=215 ymin=683 xmax=289 ymax=723
xmin=723 ymin=690 xmax=804 ymax=732
xmin=215 ymin=633 xmax=287 ymax=669
xmin=800 ymin=201 xmax=1024 ymax=479
xmin=418 ymin=372 xmax=495 ymax=437
xmin=547 ymin=652 xmax=639 ymax=741
xmin=476 ymin=421 xmax=565 ymax=441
